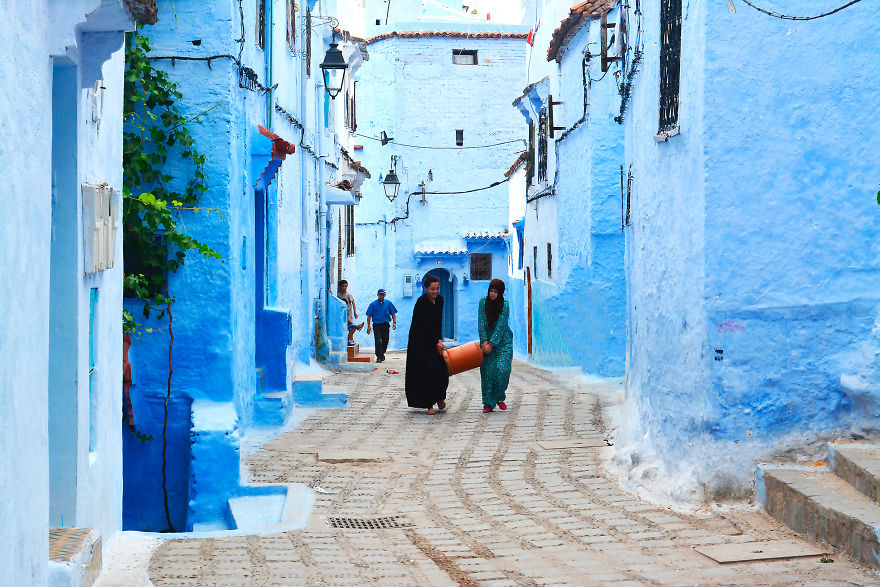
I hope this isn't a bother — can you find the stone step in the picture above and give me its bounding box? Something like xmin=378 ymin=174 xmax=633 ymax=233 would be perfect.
xmin=829 ymin=443 xmax=880 ymax=503
xmin=253 ymin=388 xmax=292 ymax=427
xmin=758 ymin=466 xmax=880 ymax=568
xmin=346 ymin=343 xmax=359 ymax=360
xmin=293 ymin=374 xmax=348 ymax=407
xmin=348 ymin=354 xmax=371 ymax=363
xmin=48 ymin=527 xmax=102 ymax=587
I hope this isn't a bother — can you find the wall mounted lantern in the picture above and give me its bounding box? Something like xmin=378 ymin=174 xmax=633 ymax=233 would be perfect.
xmin=319 ymin=42 xmax=348 ymax=99
xmin=382 ymin=155 xmax=401 ymax=201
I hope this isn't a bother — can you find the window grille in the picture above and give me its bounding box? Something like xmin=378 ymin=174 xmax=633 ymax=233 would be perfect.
xmin=526 ymin=121 xmax=535 ymax=187
xmin=345 ymin=205 xmax=355 ymax=256
xmin=533 ymin=246 xmax=538 ymax=278
xmin=286 ymin=0 xmax=296 ymax=52
xmin=470 ymin=253 xmax=492 ymax=281
xmin=547 ymin=243 xmax=552 ymax=277
xmin=658 ymin=0 xmax=682 ymax=134
xmin=349 ymin=82 xmax=357 ymax=131
xmin=537 ymin=108 xmax=548 ymax=183
xmin=256 ymin=0 xmax=266 ymax=50
xmin=452 ymin=49 xmax=478 ymax=65
xmin=344 ymin=90 xmax=351 ymax=129
xmin=305 ymin=9 xmax=312 ymax=76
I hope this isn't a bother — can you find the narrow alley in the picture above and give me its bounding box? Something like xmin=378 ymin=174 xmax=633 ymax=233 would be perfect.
xmin=103 ymin=356 xmax=877 ymax=585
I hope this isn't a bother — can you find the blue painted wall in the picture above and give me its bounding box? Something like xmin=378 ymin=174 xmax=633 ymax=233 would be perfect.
xmin=353 ymin=31 xmax=528 ymax=351
xmin=510 ymin=4 xmax=626 ymax=376
xmin=619 ymin=0 xmax=880 ymax=498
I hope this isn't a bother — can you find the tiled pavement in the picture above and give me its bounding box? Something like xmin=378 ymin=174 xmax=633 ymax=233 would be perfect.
xmin=144 ymin=353 xmax=880 ymax=585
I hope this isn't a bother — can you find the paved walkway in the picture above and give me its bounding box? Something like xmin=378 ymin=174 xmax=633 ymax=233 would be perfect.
xmin=139 ymin=353 xmax=877 ymax=585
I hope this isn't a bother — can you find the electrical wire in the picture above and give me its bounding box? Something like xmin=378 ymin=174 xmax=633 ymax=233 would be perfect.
xmin=355 ymin=133 xmax=524 ymax=150
xmin=422 ymin=176 xmax=510 ymax=195
xmin=738 ymin=0 xmax=864 ymax=20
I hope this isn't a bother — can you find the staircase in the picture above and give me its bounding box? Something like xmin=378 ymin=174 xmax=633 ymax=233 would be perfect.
xmin=758 ymin=442 xmax=880 ymax=568
xmin=253 ymin=366 xmax=293 ymax=427
xmin=328 ymin=341 xmax=374 ymax=373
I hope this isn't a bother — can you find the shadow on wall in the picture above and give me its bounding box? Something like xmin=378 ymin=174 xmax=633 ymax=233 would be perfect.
xmin=529 ymin=261 xmax=625 ymax=377
xmin=123 ymin=394 xmax=192 ymax=532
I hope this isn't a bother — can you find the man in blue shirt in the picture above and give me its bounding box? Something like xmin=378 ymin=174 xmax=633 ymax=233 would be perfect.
xmin=365 ymin=288 xmax=397 ymax=363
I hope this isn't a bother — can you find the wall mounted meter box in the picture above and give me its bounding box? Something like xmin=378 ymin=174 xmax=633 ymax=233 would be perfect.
xmin=403 ymin=274 xmax=413 ymax=297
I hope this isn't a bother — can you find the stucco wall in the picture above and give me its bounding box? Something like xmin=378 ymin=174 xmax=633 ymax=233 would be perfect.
xmin=1 ymin=2 xmax=130 ymax=581
xmin=619 ymin=0 xmax=880 ymax=500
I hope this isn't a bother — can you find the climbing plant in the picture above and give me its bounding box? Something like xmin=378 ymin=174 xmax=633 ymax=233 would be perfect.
xmin=123 ymin=29 xmax=220 ymax=533
xmin=123 ymin=29 xmax=219 ymax=328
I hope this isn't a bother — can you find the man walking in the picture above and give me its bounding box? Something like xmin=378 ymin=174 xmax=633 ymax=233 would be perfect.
xmin=366 ymin=288 xmax=397 ymax=363
xmin=337 ymin=280 xmax=363 ymax=345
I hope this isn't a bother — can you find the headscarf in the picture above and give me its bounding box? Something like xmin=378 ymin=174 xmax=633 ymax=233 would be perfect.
xmin=485 ymin=278 xmax=505 ymax=327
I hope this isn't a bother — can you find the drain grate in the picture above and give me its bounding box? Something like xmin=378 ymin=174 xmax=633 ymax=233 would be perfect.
xmin=326 ymin=515 xmax=415 ymax=530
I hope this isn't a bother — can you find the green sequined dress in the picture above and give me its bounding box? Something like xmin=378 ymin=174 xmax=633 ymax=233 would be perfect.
xmin=478 ymin=297 xmax=513 ymax=408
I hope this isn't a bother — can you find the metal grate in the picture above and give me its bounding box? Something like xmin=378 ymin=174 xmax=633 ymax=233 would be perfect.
xmin=470 ymin=253 xmax=492 ymax=281
xmin=345 ymin=205 xmax=355 ymax=257
xmin=305 ymin=9 xmax=312 ymax=77
xmin=537 ymin=108 xmax=548 ymax=183
xmin=327 ymin=515 xmax=415 ymax=529
xmin=658 ymin=0 xmax=682 ymax=134
xmin=256 ymin=0 xmax=266 ymax=50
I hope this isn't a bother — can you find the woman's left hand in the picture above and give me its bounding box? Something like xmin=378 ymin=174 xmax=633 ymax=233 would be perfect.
xmin=436 ymin=341 xmax=446 ymax=355
xmin=483 ymin=343 xmax=493 ymax=355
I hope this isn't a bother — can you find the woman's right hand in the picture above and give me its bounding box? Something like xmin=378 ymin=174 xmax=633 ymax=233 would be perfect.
xmin=436 ymin=341 xmax=446 ymax=355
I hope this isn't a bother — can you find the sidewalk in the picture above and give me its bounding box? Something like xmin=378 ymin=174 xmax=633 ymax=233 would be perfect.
xmin=103 ymin=353 xmax=879 ymax=585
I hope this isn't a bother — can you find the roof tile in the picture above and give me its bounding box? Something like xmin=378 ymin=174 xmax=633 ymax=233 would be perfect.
xmin=367 ymin=30 xmax=528 ymax=45
xmin=547 ymin=1 xmax=614 ymax=63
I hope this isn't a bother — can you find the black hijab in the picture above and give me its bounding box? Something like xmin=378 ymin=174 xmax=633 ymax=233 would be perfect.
xmin=485 ymin=278 xmax=505 ymax=327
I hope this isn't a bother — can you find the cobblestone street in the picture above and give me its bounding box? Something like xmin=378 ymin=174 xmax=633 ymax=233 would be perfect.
xmin=135 ymin=354 xmax=878 ymax=586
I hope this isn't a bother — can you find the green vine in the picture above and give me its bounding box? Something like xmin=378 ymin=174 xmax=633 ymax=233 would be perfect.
xmin=123 ymin=30 xmax=220 ymax=323
xmin=123 ymin=29 xmax=221 ymax=533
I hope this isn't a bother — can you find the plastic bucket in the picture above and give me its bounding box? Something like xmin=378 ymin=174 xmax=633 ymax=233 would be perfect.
xmin=443 ymin=341 xmax=483 ymax=376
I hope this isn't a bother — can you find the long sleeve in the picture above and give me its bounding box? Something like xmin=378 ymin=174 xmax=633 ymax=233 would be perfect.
xmin=488 ymin=301 xmax=510 ymax=347
xmin=478 ymin=297 xmax=489 ymax=343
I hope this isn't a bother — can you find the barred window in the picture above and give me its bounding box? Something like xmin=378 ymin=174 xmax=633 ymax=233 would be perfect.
xmin=470 ymin=253 xmax=492 ymax=281
xmin=658 ymin=0 xmax=682 ymax=134
xmin=547 ymin=243 xmax=552 ymax=278
xmin=537 ymin=108 xmax=548 ymax=183
xmin=455 ymin=129 xmax=464 ymax=146
xmin=286 ymin=0 xmax=296 ymax=52
xmin=345 ymin=205 xmax=355 ymax=256
xmin=256 ymin=0 xmax=266 ymax=50
xmin=526 ymin=121 xmax=535 ymax=187
xmin=305 ymin=9 xmax=312 ymax=76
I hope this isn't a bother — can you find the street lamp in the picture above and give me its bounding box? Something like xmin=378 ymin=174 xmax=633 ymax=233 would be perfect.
xmin=382 ymin=156 xmax=401 ymax=202
xmin=319 ymin=42 xmax=348 ymax=99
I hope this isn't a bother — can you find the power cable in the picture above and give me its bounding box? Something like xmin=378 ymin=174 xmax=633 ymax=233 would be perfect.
xmin=738 ymin=0 xmax=864 ymax=21
xmin=355 ymin=133 xmax=524 ymax=150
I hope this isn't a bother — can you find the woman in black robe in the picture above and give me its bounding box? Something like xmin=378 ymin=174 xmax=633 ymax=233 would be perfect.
xmin=405 ymin=274 xmax=449 ymax=414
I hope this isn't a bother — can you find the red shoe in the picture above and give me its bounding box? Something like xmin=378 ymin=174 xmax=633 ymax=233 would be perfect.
xmin=426 ymin=408 xmax=437 ymax=415
xmin=497 ymin=401 xmax=507 ymax=411
xmin=437 ymin=402 xmax=446 ymax=411
xmin=483 ymin=406 xmax=493 ymax=413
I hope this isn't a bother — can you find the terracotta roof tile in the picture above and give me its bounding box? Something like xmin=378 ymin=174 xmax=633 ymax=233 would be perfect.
xmin=504 ymin=151 xmax=528 ymax=177
xmin=547 ymin=0 xmax=614 ymax=63
xmin=366 ymin=30 xmax=528 ymax=45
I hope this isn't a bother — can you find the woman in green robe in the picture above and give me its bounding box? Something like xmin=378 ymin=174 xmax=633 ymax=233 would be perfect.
xmin=478 ymin=278 xmax=513 ymax=413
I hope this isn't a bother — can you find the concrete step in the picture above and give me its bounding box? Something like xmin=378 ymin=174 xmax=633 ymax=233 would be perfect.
xmin=830 ymin=443 xmax=880 ymax=503
xmin=346 ymin=343 xmax=359 ymax=360
xmin=348 ymin=354 xmax=371 ymax=363
xmin=293 ymin=374 xmax=348 ymax=407
xmin=48 ymin=527 xmax=102 ymax=586
xmin=758 ymin=465 xmax=880 ymax=568
xmin=253 ymin=388 xmax=292 ymax=427
xmin=331 ymin=361 xmax=375 ymax=373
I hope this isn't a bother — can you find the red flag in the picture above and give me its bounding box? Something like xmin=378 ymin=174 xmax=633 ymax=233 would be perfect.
xmin=527 ymin=28 xmax=534 ymax=46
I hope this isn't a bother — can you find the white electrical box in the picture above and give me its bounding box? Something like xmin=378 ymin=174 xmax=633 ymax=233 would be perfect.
xmin=403 ymin=274 xmax=413 ymax=297
xmin=82 ymin=182 xmax=119 ymax=275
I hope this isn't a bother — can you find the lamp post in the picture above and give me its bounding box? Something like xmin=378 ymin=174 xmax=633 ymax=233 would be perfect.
xmin=382 ymin=156 xmax=401 ymax=202
xmin=319 ymin=42 xmax=348 ymax=99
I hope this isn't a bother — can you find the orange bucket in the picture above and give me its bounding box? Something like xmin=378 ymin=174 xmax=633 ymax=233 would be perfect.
xmin=443 ymin=341 xmax=483 ymax=376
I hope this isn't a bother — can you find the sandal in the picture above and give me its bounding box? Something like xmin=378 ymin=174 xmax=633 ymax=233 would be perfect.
xmin=427 ymin=408 xmax=436 ymax=415
xmin=437 ymin=401 xmax=446 ymax=411
xmin=497 ymin=401 xmax=507 ymax=411
xmin=483 ymin=406 xmax=493 ymax=413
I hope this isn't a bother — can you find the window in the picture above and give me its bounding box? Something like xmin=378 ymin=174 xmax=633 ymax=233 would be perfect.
xmin=547 ymin=243 xmax=552 ymax=277
xmin=305 ymin=9 xmax=312 ymax=76
xmin=286 ymin=0 xmax=296 ymax=52
xmin=470 ymin=253 xmax=492 ymax=280
xmin=344 ymin=82 xmax=357 ymax=132
xmin=88 ymin=288 xmax=98 ymax=452
xmin=345 ymin=205 xmax=355 ymax=256
xmin=533 ymin=246 xmax=538 ymax=278
xmin=452 ymin=49 xmax=478 ymax=65
xmin=526 ymin=121 xmax=535 ymax=187
xmin=455 ymin=129 xmax=464 ymax=146
xmin=537 ymin=108 xmax=548 ymax=183
xmin=658 ymin=0 xmax=682 ymax=135
xmin=256 ymin=0 xmax=266 ymax=50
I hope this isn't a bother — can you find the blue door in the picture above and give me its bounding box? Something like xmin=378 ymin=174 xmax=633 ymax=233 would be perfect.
xmin=427 ymin=269 xmax=454 ymax=339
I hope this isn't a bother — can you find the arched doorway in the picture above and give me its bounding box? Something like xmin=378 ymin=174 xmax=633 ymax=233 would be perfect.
xmin=427 ymin=268 xmax=455 ymax=339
